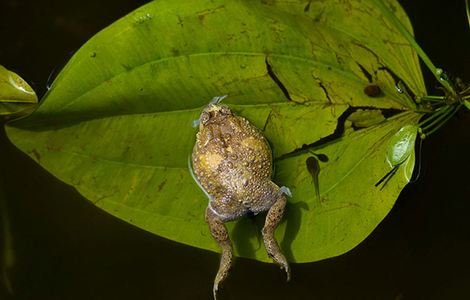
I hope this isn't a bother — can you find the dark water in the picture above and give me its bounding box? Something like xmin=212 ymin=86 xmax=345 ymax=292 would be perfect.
xmin=0 ymin=0 xmax=469 ymax=299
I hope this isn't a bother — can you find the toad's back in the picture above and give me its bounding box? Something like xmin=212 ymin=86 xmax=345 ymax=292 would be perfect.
xmin=192 ymin=112 xmax=273 ymax=201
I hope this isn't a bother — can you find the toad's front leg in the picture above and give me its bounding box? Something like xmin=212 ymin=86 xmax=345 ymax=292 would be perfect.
xmin=262 ymin=191 xmax=290 ymax=281
xmin=205 ymin=206 xmax=233 ymax=300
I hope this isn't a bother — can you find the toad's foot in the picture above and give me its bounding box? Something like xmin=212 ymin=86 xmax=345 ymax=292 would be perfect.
xmin=205 ymin=206 xmax=233 ymax=299
xmin=262 ymin=192 xmax=290 ymax=281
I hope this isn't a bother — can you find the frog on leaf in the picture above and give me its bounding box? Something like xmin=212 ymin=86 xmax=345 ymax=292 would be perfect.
xmin=191 ymin=96 xmax=291 ymax=299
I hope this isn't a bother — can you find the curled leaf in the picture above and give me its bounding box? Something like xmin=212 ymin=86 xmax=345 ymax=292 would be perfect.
xmin=0 ymin=65 xmax=37 ymax=122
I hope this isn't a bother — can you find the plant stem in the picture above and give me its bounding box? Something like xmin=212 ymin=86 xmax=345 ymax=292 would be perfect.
xmin=423 ymin=105 xmax=462 ymax=136
xmin=464 ymin=100 xmax=470 ymax=110
xmin=419 ymin=95 xmax=445 ymax=102
xmin=421 ymin=105 xmax=457 ymax=132
xmin=418 ymin=105 xmax=451 ymax=128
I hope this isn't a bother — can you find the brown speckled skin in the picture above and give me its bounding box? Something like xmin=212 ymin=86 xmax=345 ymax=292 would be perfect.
xmin=192 ymin=103 xmax=290 ymax=299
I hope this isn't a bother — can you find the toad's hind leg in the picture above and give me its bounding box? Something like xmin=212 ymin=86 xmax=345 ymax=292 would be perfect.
xmin=205 ymin=206 xmax=233 ymax=300
xmin=262 ymin=193 xmax=290 ymax=281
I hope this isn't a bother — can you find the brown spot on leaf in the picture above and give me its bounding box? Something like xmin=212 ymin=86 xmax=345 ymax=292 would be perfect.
xmin=364 ymin=84 xmax=382 ymax=97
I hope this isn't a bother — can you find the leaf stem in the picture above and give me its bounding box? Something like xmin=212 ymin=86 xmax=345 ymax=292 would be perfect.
xmin=422 ymin=105 xmax=461 ymax=137
xmin=418 ymin=95 xmax=445 ymax=102
xmin=420 ymin=105 xmax=456 ymax=132
xmin=418 ymin=105 xmax=452 ymax=128
xmin=464 ymin=99 xmax=470 ymax=110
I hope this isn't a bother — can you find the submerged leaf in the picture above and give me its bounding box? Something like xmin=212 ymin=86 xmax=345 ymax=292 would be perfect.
xmin=6 ymin=0 xmax=424 ymax=262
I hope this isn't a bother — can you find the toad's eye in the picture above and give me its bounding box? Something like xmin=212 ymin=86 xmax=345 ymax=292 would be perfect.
xmin=200 ymin=111 xmax=210 ymax=124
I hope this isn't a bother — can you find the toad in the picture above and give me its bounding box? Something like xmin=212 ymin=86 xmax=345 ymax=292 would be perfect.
xmin=191 ymin=96 xmax=290 ymax=299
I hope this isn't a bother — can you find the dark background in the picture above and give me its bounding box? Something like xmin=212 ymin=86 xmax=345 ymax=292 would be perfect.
xmin=0 ymin=0 xmax=469 ymax=299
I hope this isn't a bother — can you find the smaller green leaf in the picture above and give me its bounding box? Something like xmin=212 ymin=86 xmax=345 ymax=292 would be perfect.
xmin=386 ymin=124 xmax=418 ymax=166
xmin=0 ymin=65 xmax=38 ymax=121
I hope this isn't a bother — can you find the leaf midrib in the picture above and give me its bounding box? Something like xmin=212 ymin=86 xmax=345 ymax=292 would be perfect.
xmin=50 ymin=51 xmax=366 ymax=114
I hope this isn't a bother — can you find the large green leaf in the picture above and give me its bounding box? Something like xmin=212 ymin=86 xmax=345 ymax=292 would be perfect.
xmin=0 ymin=65 xmax=37 ymax=122
xmin=6 ymin=0 xmax=424 ymax=262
